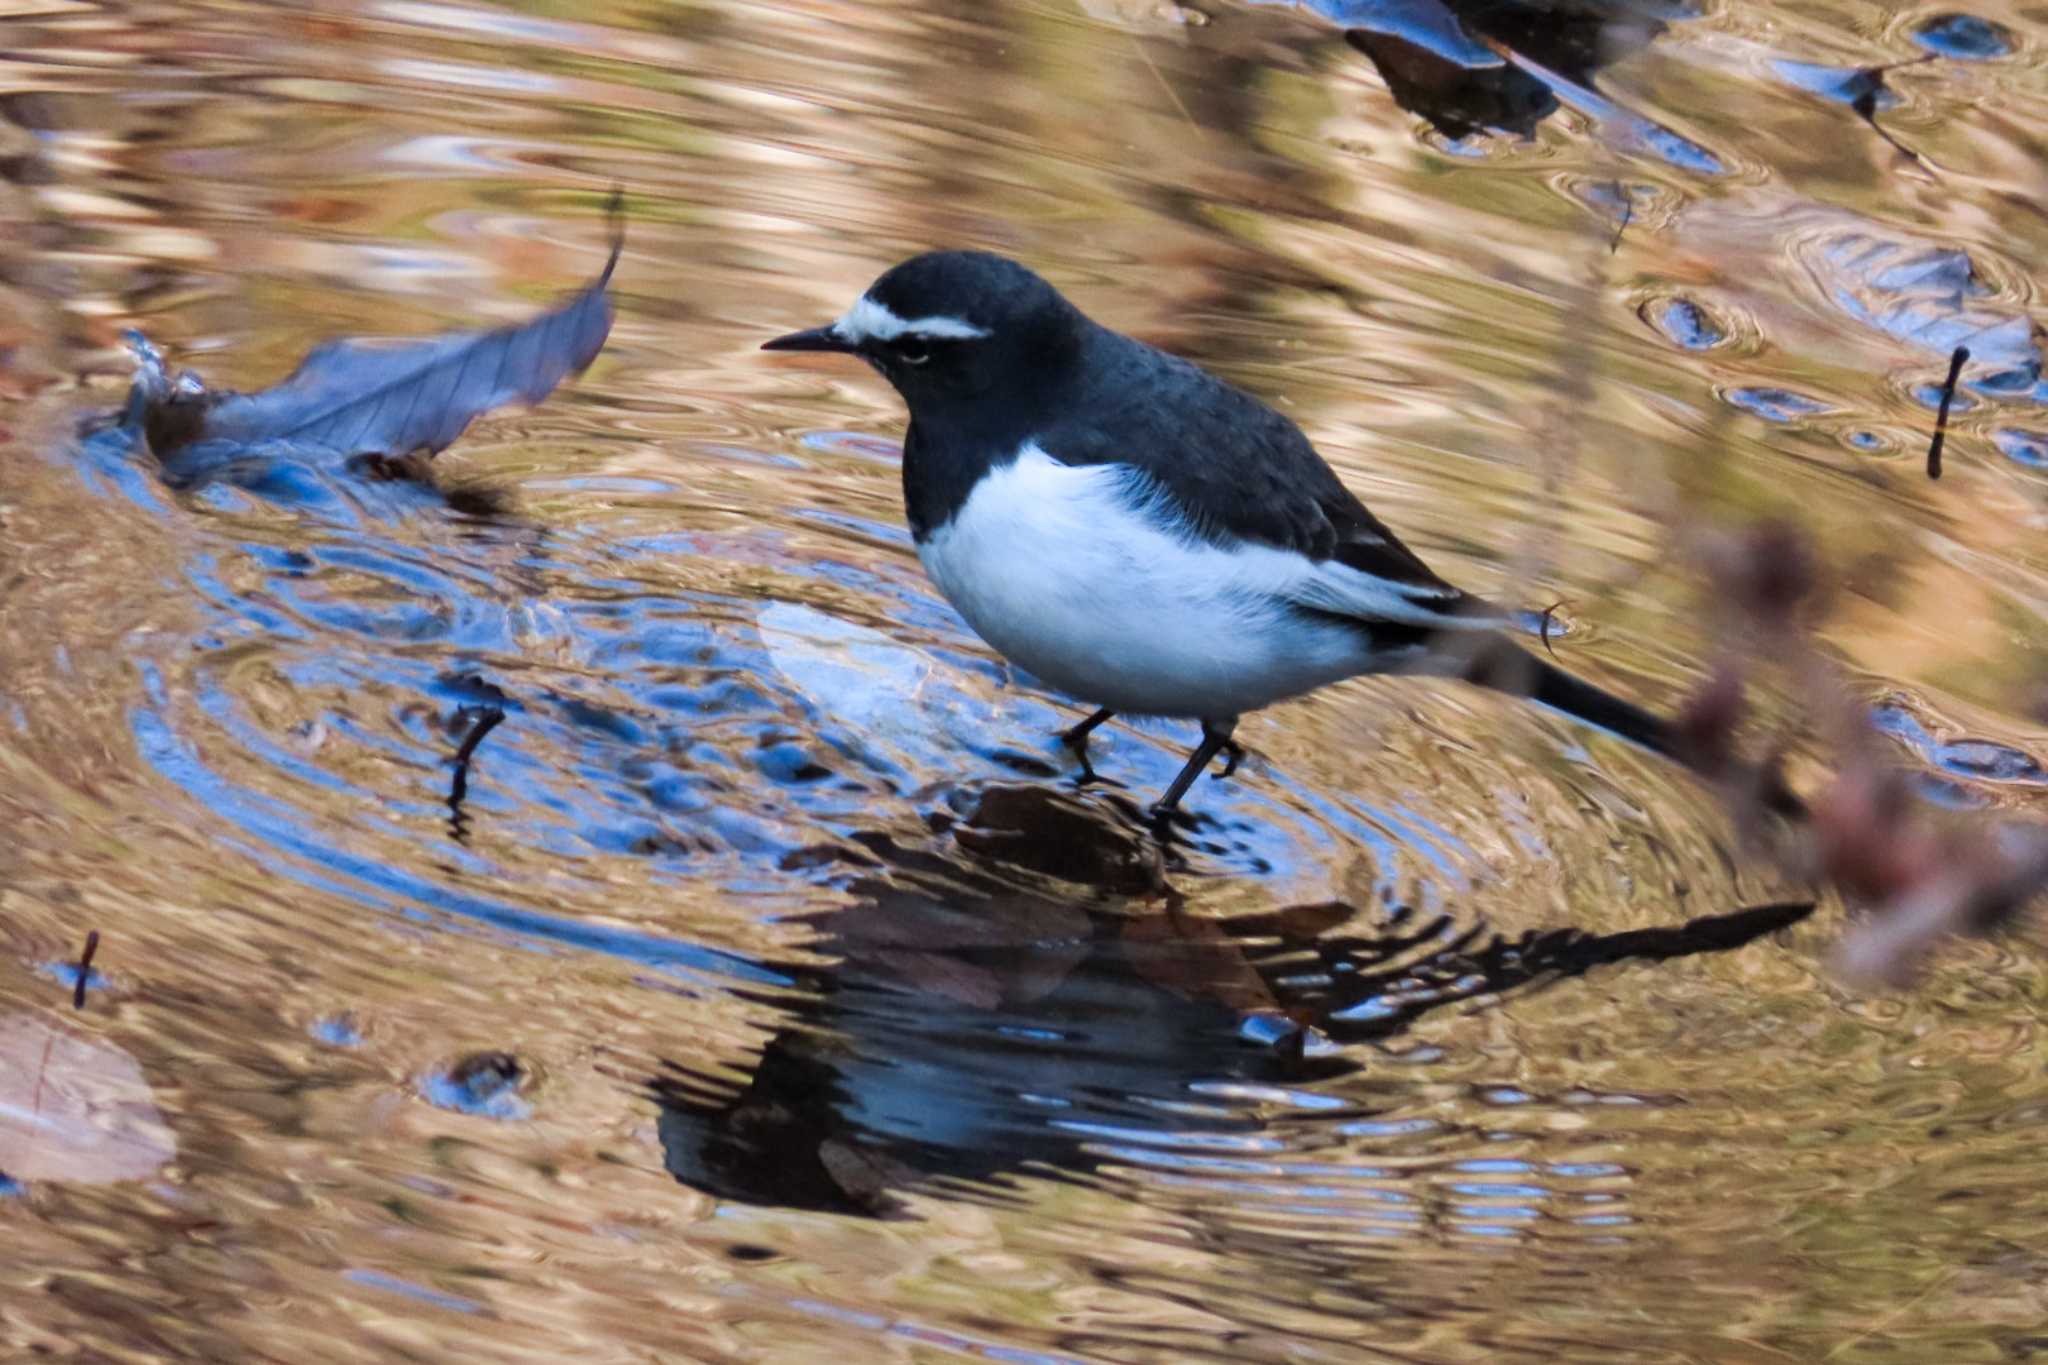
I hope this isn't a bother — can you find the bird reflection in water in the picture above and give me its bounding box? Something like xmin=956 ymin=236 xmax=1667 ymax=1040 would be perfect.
xmin=1307 ymin=0 xmax=1679 ymax=142
xmin=653 ymin=787 xmax=1809 ymax=1217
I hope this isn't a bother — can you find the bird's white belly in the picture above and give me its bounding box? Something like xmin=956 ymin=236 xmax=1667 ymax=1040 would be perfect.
xmin=916 ymin=446 xmax=1376 ymax=719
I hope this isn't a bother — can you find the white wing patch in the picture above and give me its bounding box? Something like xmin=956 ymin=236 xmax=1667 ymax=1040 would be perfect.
xmin=833 ymin=295 xmax=990 ymax=345
xmin=1110 ymin=460 xmax=1477 ymax=626
xmin=1291 ymin=549 xmax=1485 ymax=625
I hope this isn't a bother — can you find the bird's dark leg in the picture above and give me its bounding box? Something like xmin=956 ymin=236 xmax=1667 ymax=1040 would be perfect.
xmin=1058 ymin=706 xmax=1115 ymax=782
xmin=1154 ymin=717 xmax=1239 ymax=816
xmin=1059 ymin=706 xmax=1114 ymax=752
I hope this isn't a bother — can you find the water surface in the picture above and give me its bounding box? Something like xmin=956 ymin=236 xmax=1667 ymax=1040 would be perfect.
xmin=4 ymin=0 xmax=2048 ymax=1359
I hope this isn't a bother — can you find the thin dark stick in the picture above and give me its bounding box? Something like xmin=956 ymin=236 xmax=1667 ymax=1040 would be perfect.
xmin=1928 ymin=345 xmax=1968 ymax=480
xmin=601 ymin=185 xmax=625 ymax=284
xmin=1538 ymin=601 xmax=1566 ymax=660
xmin=1850 ymin=69 xmax=1934 ymax=171
xmin=73 ymin=930 xmax=100 ymax=1010
xmin=447 ymin=705 xmax=506 ymax=843
xmin=1609 ymin=185 xmax=1633 ymax=254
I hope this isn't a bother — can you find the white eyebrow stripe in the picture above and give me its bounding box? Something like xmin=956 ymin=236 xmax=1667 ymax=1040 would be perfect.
xmin=832 ymin=295 xmax=989 ymax=344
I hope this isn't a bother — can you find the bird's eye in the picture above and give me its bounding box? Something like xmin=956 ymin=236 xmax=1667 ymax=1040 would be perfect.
xmin=895 ymin=336 xmax=931 ymax=366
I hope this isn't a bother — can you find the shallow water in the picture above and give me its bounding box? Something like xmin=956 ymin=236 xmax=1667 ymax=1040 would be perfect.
xmin=5 ymin=0 xmax=2048 ymax=1359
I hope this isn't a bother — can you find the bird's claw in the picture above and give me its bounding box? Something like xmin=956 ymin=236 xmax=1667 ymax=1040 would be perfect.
xmin=1211 ymin=740 xmax=1245 ymax=781
xmin=1058 ymin=730 xmax=1097 ymax=785
xmin=1057 ymin=708 xmax=1114 ymax=786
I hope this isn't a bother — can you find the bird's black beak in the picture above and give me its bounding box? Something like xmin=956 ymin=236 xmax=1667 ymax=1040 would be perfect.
xmin=761 ymin=324 xmax=858 ymax=354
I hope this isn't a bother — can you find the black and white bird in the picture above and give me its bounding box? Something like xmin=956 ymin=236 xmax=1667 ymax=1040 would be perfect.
xmin=764 ymin=252 xmax=1708 ymax=818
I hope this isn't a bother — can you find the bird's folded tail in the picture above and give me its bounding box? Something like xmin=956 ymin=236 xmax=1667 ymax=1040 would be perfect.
xmin=1452 ymin=640 xmax=1805 ymax=821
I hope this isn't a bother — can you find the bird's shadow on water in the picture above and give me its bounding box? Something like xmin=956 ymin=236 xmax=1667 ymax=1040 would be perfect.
xmin=650 ymin=785 xmax=1812 ymax=1219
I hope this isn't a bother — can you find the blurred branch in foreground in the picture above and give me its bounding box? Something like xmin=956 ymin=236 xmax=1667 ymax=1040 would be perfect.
xmin=1682 ymin=516 xmax=2048 ymax=987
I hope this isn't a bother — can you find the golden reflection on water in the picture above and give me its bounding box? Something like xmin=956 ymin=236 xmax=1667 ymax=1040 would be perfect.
xmin=4 ymin=0 xmax=2048 ymax=1360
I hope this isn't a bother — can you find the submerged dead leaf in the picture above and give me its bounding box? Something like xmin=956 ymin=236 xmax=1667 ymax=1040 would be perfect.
xmin=111 ymin=196 xmax=622 ymax=487
xmin=0 ymin=1013 xmax=174 ymax=1184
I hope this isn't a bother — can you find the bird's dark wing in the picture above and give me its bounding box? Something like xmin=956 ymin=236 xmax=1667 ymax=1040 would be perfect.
xmin=1042 ymin=337 xmax=1470 ymax=606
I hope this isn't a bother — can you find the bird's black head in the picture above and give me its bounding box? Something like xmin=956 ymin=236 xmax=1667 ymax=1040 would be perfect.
xmin=763 ymin=251 xmax=1085 ymax=420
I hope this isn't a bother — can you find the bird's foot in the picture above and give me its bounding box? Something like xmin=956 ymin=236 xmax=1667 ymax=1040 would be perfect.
xmin=1211 ymin=739 xmax=1245 ymax=781
xmin=1146 ymin=800 xmax=1186 ymax=849
xmin=1153 ymin=717 xmax=1239 ymax=818
xmin=1057 ymin=707 xmax=1114 ymax=786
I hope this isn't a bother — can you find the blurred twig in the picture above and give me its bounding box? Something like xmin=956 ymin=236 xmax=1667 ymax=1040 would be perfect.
xmin=72 ymin=930 xmax=99 ymax=1010
xmin=447 ymin=704 xmax=506 ymax=845
xmin=1926 ymin=344 xmax=1968 ymax=479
